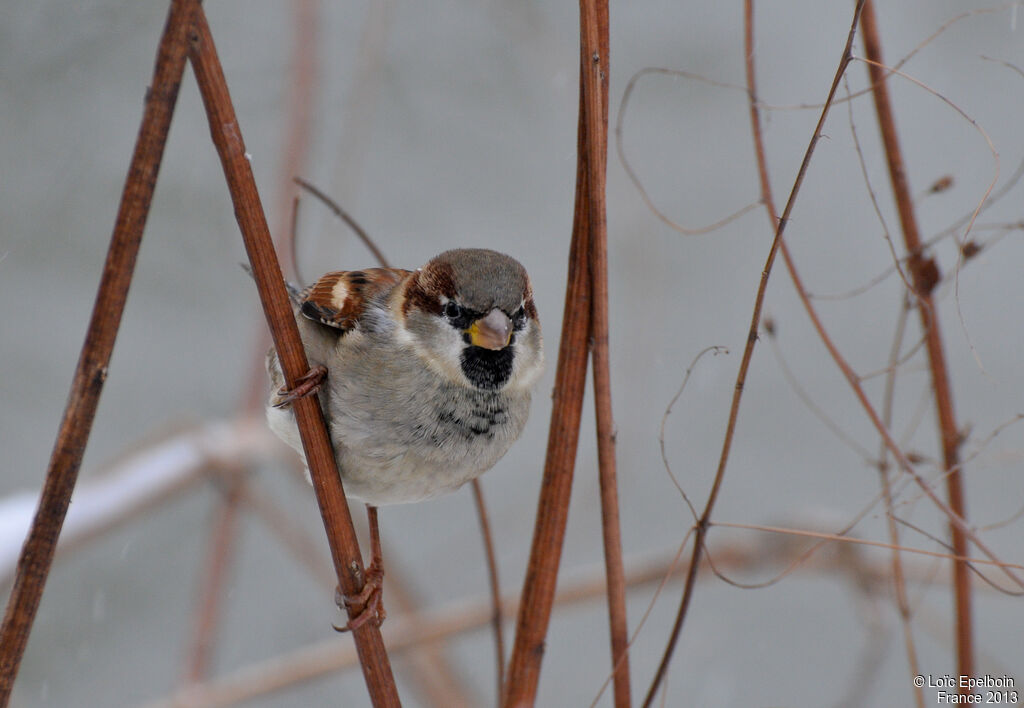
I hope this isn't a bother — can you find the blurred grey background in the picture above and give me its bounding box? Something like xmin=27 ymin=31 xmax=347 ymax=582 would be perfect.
xmin=2 ymin=0 xmax=1023 ymax=705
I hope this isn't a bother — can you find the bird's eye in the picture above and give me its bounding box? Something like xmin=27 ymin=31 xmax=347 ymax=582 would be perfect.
xmin=512 ymin=305 xmax=527 ymax=330
xmin=443 ymin=301 xmax=461 ymax=319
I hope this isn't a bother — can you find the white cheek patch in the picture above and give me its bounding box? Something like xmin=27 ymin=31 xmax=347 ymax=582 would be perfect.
xmin=508 ymin=322 xmax=545 ymax=391
xmin=433 ymin=325 xmax=470 ymax=383
xmin=397 ymin=318 xmax=469 ymax=385
xmin=392 ymin=320 xmax=418 ymax=348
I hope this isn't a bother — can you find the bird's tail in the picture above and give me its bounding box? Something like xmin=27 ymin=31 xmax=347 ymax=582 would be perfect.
xmin=239 ymin=263 xmax=304 ymax=307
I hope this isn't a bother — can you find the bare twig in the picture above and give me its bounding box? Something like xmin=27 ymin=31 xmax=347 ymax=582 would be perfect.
xmin=203 ymin=1 xmax=320 ymax=657
xmin=502 ymin=67 xmax=595 ymax=708
xmin=753 ymin=48 xmax=1019 ymax=587
xmin=616 ymin=68 xmax=761 ymax=236
xmin=765 ymin=327 xmax=875 ymax=464
xmin=234 ymin=481 xmax=337 ymax=588
xmin=778 ymin=249 xmax=1020 ymax=589
xmin=292 ymin=175 xmax=482 ymax=705
xmin=186 ymin=9 xmax=398 ymax=704
xmin=471 ymin=480 xmax=505 ymax=704
xmin=239 ymin=0 xmax=320 ymax=414
xmin=0 ymin=420 xmax=276 ymax=588
xmin=852 ymin=57 xmax=999 ymax=377
xmin=294 ymin=177 xmax=391 ymax=268
xmin=273 ymin=0 xmax=319 ymax=283
xmin=842 ymin=76 xmax=914 ymax=296
xmin=149 ymin=550 xmax=693 ymax=708
xmin=578 ymin=1 xmax=631 ymax=705
xmin=292 ymin=175 xmax=481 ymax=706
xmin=145 ymin=537 xmax=982 ymax=708
xmin=0 ymin=2 xmax=198 ymax=702
xmin=641 ymin=2 xmax=868 ymax=704
xmin=329 ymin=0 xmax=394 ymax=209
xmin=710 ymin=522 xmax=1024 ymax=573
xmin=184 ymin=473 xmax=244 ymax=683
xmin=859 ymin=0 xmax=973 ymax=681
xmin=877 ymin=294 xmax=925 ymax=708
xmin=658 ymin=346 xmax=729 ymax=516
xmin=756 ymin=4 xmax=1021 ymax=112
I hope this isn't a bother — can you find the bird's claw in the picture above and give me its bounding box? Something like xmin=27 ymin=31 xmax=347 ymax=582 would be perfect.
xmin=273 ymin=365 xmax=328 ymax=408
xmin=333 ymin=563 xmax=385 ymax=633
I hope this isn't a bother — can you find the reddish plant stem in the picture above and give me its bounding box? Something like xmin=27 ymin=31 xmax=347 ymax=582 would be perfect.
xmin=471 ymin=480 xmax=505 ymax=703
xmin=193 ymin=0 xmax=321 ymax=681
xmin=238 ymin=484 xmax=471 ymax=707
xmin=236 ymin=481 xmax=338 ymax=587
xmin=240 ymin=0 xmax=321 ymax=414
xmin=858 ymin=0 xmax=973 ymax=682
xmin=742 ymin=28 xmax=1012 ymax=594
xmin=154 ymin=531 xmax=960 ymax=708
xmin=273 ymin=0 xmax=318 ymax=283
xmin=877 ymin=300 xmax=926 ymax=708
xmin=293 ymin=177 xmax=390 ymax=268
xmin=579 ymin=1 xmax=631 ymax=706
xmin=642 ymin=3 xmax=867 ymax=704
xmin=186 ymin=9 xmax=398 ymax=705
xmin=185 ymin=473 xmax=244 ymax=683
xmin=502 ymin=74 xmax=594 ymax=707
xmin=746 ymin=3 xmax=924 ymax=702
xmin=0 ymin=2 xmax=197 ymax=703
xmin=292 ymin=174 xmax=479 ymax=706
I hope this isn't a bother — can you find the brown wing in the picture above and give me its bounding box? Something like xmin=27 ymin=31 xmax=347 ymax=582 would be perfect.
xmin=298 ymin=267 xmax=411 ymax=331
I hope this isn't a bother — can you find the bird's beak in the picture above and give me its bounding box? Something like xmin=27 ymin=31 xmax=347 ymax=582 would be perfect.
xmin=466 ymin=308 xmax=513 ymax=350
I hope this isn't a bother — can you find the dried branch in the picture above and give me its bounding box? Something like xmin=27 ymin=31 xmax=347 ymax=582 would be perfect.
xmin=641 ymin=2 xmax=868 ymax=704
xmin=774 ymin=219 xmax=1019 ymax=592
xmin=294 ymin=177 xmax=390 ymax=268
xmin=238 ymin=0 xmax=321 ymax=414
xmin=145 ymin=535 xmax=982 ymax=708
xmin=185 ymin=8 xmax=398 ymax=705
xmin=471 ymin=480 xmax=505 ymax=703
xmin=292 ymin=175 xmax=482 ymax=705
xmin=189 ymin=0 xmax=322 ymax=682
xmin=329 ymin=0 xmax=394 ymax=209
xmin=877 ymin=295 xmax=925 ymax=708
xmin=293 ymin=175 xmax=487 ymax=705
xmin=736 ymin=7 xmax=1023 ymax=705
xmin=615 ymin=67 xmax=761 ymax=236
xmin=273 ymin=0 xmax=319 ymax=283
xmin=0 ymin=2 xmax=198 ymax=702
xmin=710 ymin=522 xmax=1024 ymax=574
xmin=658 ymin=347 xmax=729 ymax=521
xmin=859 ymin=1 xmax=974 ymax=679
xmin=765 ymin=325 xmax=876 ymax=463
xmin=184 ymin=474 xmax=244 ymax=683
xmin=0 ymin=420 xmax=275 ymax=588
xmin=140 ymin=549 xmax=705 ymax=708
xmin=241 ymin=484 xmax=474 ymax=707
xmin=150 ymin=550 xmax=694 ymax=708
xmin=578 ymin=1 xmax=631 ymax=704
xmin=502 ymin=68 xmax=595 ymax=708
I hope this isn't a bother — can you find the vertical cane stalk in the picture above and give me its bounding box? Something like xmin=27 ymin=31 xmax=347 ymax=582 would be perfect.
xmin=858 ymin=0 xmax=973 ymax=683
xmin=186 ymin=9 xmax=399 ymax=704
xmin=0 ymin=3 xmax=198 ymax=703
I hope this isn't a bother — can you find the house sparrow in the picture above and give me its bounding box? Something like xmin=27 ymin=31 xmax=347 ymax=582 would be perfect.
xmin=265 ymin=248 xmax=544 ymax=506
